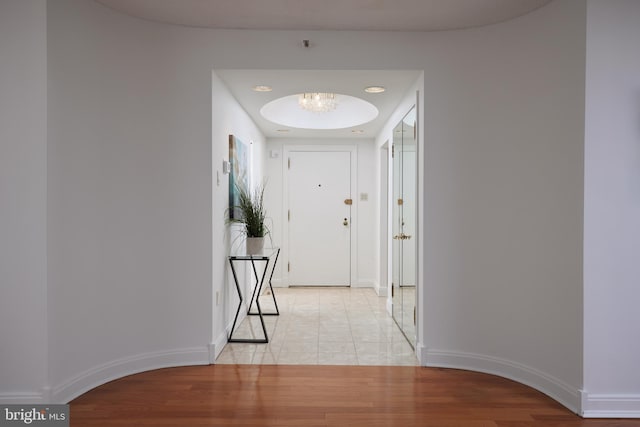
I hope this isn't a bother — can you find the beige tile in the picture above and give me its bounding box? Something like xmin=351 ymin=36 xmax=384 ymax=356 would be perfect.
xmin=389 ymin=354 xmax=419 ymax=366
xmin=252 ymin=352 xmax=278 ymax=365
xmin=319 ymin=329 xmax=352 ymax=342
xmin=352 ymin=329 xmax=389 ymax=343
xmin=354 ymin=341 xmax=394 ymax=356
xmin=318 ymin=340 xmax=356 ymax=354
xmin=355 ymin=353 xmax=390 ymax=366
xmin=216 ymin=351 xmax=255 ymax=364
xmin=280 ymin=339 xmax=318 ymax=353
xmin=319 ymin=352 xmax=359 ymax=365
xmin=223 ymin=343 xmax=262 ymax=354
xmin=217 ymin=287 xmax=416 ymax=367
xmin=284 ymin=329 xmax=319 ymax=342
xmin=277 ymin=351 xmax=318 ymax=365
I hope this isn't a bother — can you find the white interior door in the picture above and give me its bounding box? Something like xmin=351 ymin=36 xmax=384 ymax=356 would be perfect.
xmin=287 ymin=150 xmax=352 ymax=286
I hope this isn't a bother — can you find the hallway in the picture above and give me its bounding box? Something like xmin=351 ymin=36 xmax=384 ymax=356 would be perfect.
xmin=216 ymin=287 xmax=418 ymax=366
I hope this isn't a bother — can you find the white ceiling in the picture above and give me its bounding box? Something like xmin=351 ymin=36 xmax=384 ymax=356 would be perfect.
xmin=93 ymin=0 xmax=553 ymax=139
xmin=215 ymin=69 xmax=422 ymax=139
xmin=94 ymin=0 xmax=553 ymax=32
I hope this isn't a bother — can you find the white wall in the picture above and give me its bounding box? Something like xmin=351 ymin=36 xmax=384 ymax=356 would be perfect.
xmin=263 ymin=138 xmax=376 ymax=287
xmin=2 ymin=0 xmax=602 ymax=413
xmin=195 ymin=3 xmax=583 ymax=410
xmin=211 ymin=72 xmax=267 ymax=352
xmin=583 ymin=0 xmax=640 ymax=417
xmin=0 ymin=0 xmax=48 ymax=403
xmin=47 ymin=0 xmax=212 ymax=402
xmin=419 ymin=0 xmax=586 ymax=412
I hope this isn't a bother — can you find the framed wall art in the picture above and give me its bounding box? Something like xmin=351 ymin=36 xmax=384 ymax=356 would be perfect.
xmin=228 ymin=135 xmax=249 ymax=219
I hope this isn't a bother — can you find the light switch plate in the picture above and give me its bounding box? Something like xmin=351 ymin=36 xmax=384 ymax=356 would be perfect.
xmin=222 ymin=160 xmax=231 ymax=174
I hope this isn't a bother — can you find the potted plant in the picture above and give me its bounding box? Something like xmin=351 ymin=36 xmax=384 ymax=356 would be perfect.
xmin=230 ymin=182 xmax=268 ymax=254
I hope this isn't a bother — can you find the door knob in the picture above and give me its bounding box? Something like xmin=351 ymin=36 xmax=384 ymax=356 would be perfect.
xmin=343 ymin=218 xmax=349 ymax=226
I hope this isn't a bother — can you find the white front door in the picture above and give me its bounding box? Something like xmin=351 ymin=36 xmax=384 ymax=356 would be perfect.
xmin=287 ymin=149 xmax=352 ymax=286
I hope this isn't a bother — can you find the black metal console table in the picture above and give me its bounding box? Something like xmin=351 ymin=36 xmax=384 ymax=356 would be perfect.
xmin=228 ymin=247 xmax=280 ymax=343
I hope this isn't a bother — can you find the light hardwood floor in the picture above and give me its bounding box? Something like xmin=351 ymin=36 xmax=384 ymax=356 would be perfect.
xmin=70 ymin=364 xmax=638 ymax=426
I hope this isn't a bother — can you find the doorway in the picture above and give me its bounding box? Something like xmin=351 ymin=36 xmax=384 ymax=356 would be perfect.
xmin=284 ymin=145 xmax=357 ymax=286
xmin=212 ymin=69 xmax=424 ymax=364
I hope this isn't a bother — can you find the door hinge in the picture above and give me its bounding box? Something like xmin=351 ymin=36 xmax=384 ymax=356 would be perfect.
xmin=391 ymin=285 xmax=394 ymax=298
xmin=391 ymin=144 xmax=395 ymax=158
xmin=414 ymin=306 xmax=417 ymax=325
xmin=288 ymin=209 xmax=290 ymax=221
xmin=288 ymin=158 xmax=291 ymax=169
xmin=288 ymin=262 xmax=290 ymax=272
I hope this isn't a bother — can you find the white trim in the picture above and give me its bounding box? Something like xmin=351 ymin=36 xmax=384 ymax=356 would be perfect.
xmin=425 ymin=349 xmax=581 ymax=414
xmin=353 ymin=280 xmax=374 ymax=289
xmin=0 ymin=392 xmax=47 ymax=405
xmin=50 ymin=347 xmax=209 ymax=404
xmin=417 ymin=343 xmax=428 ymax=367
xmin=211 ymin=331 xmax=229 ymax=363
xmin=208 ymin=342 xmax=217 ymax=364
xmin=271 ymin=278 xmax=286 ymax=287
xmin=581 ymin=392 xmax=640 ymax=418
xmin=375 ymin=281 xmax=388 ymax=297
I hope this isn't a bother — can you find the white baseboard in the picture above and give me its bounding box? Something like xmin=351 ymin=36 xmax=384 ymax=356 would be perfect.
xmin=424 ymin=349 xmax=581 ymax=415
xmin=375 ymin=282 xmax=388 ymax=297
xmin=50 ymin=346 xmax=210 ymax=404
xmin=271 ymin=278 xmax=287 ymax=288
xmin=0 ymin=391 xmax=48 ymax=405
xmin=417 ymin=343 xmax=427 ymax=366
xmin=208 ymin=343 xmax=217 ymax=364
xmin=211 ymin=329 xmax=230 ymax=363
xmin=352 ymin=281 xmax=374 ymax=288
xmin=581 ymin=392 xmax=640 ymax=418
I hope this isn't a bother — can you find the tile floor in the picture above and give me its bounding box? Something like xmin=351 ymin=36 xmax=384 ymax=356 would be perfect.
xmin=216 ymin=287 xmax=418 ymax=366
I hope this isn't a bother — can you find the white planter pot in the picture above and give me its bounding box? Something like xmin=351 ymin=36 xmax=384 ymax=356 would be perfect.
xmin=246 ymin=237 xmax=264 ymax=255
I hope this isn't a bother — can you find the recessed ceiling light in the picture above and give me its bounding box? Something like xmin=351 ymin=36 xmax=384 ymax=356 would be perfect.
xmin=252 ymin=85 xmax=273 ymax=92
xmin=364 ymin=86 xmax=385 ymax=94
xmin=351 ymin=129 xmax=365 ymax=134
xmin=276 ymin=129 xmax=290 ymax=133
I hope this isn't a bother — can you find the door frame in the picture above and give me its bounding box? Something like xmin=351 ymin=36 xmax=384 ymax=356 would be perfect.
xmin=282 ymin=144 xmax=358 ymax=287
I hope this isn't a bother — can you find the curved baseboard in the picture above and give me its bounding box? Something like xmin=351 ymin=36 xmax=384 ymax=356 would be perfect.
xmin=51 ymin=346 xmax=210 ymax=404
xmin=423 ymin=348 xmax=581 ymax=414
xmin=0 ymin=390 xmax=49 ymax=405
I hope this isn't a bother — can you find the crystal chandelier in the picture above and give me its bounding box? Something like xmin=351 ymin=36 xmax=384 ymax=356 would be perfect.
xmin=298 ymin=92 xmax=338 ymax=113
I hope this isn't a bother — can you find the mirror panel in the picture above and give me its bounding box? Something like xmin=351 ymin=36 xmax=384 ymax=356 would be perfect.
xmin=391 ymin=105 xmax=417 ymax=349
xmin=391 ymin=119 xmax=403 ymax=330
